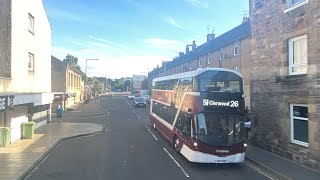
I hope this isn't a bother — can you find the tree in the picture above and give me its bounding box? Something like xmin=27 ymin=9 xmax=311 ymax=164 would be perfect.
xmin=63 ymin=54 xmax=81 ymax=71
xmin=123 ymin=80 xmax=131 ymax=92
xmin=94 ymin=81 xmax=103 ymax=94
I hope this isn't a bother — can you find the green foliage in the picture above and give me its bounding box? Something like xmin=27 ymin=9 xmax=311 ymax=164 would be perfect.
xmin=63 ymin=54 xmax=81 ymax=71
xmin=94 ymin=81 xmax=103 ymax=94
xmin=123 ymin=80 xmax=131 ymax=91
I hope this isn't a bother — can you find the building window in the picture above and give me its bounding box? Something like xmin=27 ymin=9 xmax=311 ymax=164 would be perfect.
xmin=207 ymin=53 xmax=211 ymax=64
xmin=234 ymin=42 xmax=238 ymax=56
xmin=290 ymin=104 xmax=308 ymax=147
xmin=219 ymin=49 xmax=223 ymax=61
xmin=28 ymin=13 xmax=34 ymax=34
xmin=285 ymin=0 xmax=308 ymax=13
xmin=28 ymin=53 xmax=34 ymax=71
xmin=286 ymin=0 xmax=307 ymax=8
xmin=288 ymin=35 xmax=308 ymax=75
xmin=198 ymin=59 xmax=201 ymax=68
xmin=233 ymin=66 xmax=238 ymax=72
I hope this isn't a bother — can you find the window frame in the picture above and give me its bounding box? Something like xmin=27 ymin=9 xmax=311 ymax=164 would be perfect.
xmin=219 ymin=48 xmax=223 ymax=61
xmin=288 ymin=34 xmax=308 ymax=75
xmin=290 ymin=104 xmax=308 ymax=147
xmin=28 ymin=13 xmax=35 ymax=34
xmin=28 ymin=53 xmax=34 ymax=71
xmin=284 ymin=0 xmax=308 ymax=13
xmin=234 ymin=42 xmax=238 ymax=56
xmin=207 ymin=53 xmax=211 ymax=65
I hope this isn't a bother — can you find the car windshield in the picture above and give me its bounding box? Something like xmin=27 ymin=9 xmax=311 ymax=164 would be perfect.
xmin=135 ymin=97 xmax=145 ymax=102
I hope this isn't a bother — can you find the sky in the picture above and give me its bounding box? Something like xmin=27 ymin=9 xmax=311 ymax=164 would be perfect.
xmin=43 ymin=0 xmax=249 ymax=79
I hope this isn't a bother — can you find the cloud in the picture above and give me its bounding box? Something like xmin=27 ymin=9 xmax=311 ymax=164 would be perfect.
xmin=163 ymin=16 xmax=184 ymax=29
xmin=184 ymin=0 xmax=209 ymax=8
xmin=51 ymin=46 xmax=167 ymax=79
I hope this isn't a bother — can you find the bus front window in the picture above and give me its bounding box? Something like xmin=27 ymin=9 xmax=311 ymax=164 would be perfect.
xmin=194 ymin=113 xmax=244 ymax=146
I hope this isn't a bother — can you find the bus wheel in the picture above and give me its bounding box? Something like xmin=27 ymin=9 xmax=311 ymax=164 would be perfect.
xmin=174 ymin=136 xmax=180 ymax=152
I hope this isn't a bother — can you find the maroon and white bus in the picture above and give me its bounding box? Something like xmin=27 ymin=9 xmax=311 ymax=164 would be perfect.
xmin=150 ymin=68 xmax=247 ymax=163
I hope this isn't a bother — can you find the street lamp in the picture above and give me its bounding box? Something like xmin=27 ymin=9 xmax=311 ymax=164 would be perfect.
xmin=85 ymin=58 xmax=99 ymax=100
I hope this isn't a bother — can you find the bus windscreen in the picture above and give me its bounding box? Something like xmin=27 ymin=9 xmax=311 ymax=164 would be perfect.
xmin=193 ymin=113 xmax=244 ymax=146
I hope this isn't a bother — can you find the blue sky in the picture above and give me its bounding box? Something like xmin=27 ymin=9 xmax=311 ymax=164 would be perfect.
xmin=43 ymin=0 xmax=249 ymax=79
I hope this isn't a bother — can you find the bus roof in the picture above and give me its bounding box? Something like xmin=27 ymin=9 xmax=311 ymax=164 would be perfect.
xmin=152 ymin=68 xmax=243 ymax=82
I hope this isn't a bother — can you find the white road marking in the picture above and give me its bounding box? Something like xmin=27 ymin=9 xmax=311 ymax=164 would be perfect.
xmin=163 ymin=148 xmax=190 ymax=178
xmin=244 ymin=161 xmax=276 ymax=180
xmin=146 ymin=125 xmax=158 ymax=140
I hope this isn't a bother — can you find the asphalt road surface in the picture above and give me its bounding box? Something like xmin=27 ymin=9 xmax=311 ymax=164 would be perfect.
xmin=26 ymin=95 xmax=271 ymax=180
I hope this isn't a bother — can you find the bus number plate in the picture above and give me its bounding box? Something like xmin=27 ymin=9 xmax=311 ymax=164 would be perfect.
xmin=215 ymin=160 xmax=227 ymax=163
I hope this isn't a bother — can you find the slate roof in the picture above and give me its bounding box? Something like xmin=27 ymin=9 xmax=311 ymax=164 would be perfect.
xmin=165 ymin=21 xmax=251 ymax=69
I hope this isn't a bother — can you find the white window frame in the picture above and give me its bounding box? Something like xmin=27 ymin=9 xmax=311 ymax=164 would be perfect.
xmin=219 ymin=49 xmax=223 ymax=61
xmin=284 ymin=0 xmax=308 ymax=13
xmin=233 ymin=66 xmax=238 ymax=72
xmin=28 ymin=13 xmax=34 ymax=34
xmin=198 ymin=58 xmax=201 ymax=68
xmin=290 ymin=104 xmax=308 ymax=147
xmin=28 ymin=53 xmax=34 ymax=71
xmin=207 ymin=53 xmax=211 ymax=64
xmin=234 ymin=42 xmax=238 ymax=56
xmin=288 ymin=34 xmax=308 ymax=75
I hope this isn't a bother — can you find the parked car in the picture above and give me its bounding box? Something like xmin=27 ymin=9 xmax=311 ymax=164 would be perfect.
xmin=133 ymin=97 xmax=146 ymax=108
xmin=143 ymin=95 xmax=150 ymax=104
xmin=134 ymin=93 xmax=140 ymax=97
xmin=128 ymin=93 xmax=135 ymax=100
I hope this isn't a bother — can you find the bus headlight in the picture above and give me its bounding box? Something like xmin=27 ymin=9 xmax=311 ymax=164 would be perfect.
xmin=193 ymin=142 xmax=198 ymax=147
xmin=244 ymin=143 xmax=248 ymax=147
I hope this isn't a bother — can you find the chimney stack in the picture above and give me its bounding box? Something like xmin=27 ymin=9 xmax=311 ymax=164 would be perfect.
xmin=207 ymin=33 xmax=215 ymax=42
xmin=179 ymin=52 xmax=184 ymax=57
xmin=186 ymin=45 xmax=190 ymax=54
xmin=192 ymin=40 xmax=196 ymax=51
xmin=242 ymin=16 xmax=249 ymax=23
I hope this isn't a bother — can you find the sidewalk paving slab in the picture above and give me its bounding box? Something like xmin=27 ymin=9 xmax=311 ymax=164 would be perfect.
xmin=0 ymin=123 xmax=102 ymax=180
xmin=246 ymin=144 xmax=320 ymax=180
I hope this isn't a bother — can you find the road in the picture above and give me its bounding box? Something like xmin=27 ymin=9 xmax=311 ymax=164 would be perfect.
xmin=26 ymin=95 xmax=271 ymax=180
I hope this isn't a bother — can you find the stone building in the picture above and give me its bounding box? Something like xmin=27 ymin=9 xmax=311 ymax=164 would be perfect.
xmin=250 ymin=0 xmax=320 ymax=170
xmin=0 ymin=0 xmax=53 ymax=143
xmin=51 ymin=56 xmax=83 ymax=113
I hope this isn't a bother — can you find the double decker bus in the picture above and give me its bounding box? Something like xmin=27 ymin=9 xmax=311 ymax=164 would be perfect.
xmin=150 ymin=68 xmax=247 ymax=163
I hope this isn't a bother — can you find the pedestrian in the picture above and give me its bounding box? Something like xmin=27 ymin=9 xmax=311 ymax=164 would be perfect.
xmin=56 ymin=104 xmax=63 ymax=123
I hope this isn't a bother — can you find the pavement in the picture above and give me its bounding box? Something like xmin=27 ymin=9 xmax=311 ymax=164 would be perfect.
xmin=0 ymin=123 xmax=102 ymax=180
xmin=245 ymin=144 xmax=320 ymax=180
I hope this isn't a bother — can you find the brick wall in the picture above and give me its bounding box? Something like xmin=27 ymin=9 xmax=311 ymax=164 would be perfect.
xmin=250 ymin=0 xmax=320 ymax=170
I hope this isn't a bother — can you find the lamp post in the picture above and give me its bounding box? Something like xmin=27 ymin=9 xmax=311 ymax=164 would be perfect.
xmin=85 ymin=58 xmax=98 ymax=100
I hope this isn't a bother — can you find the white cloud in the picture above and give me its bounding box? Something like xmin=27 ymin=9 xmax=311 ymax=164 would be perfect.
xmin=184 ymin=0 xmax=209 ymax=8
xmin=51 ymin=46 xmax=166 ymax=79
xmin=163 ymin=16 xmax=184 ymax=29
